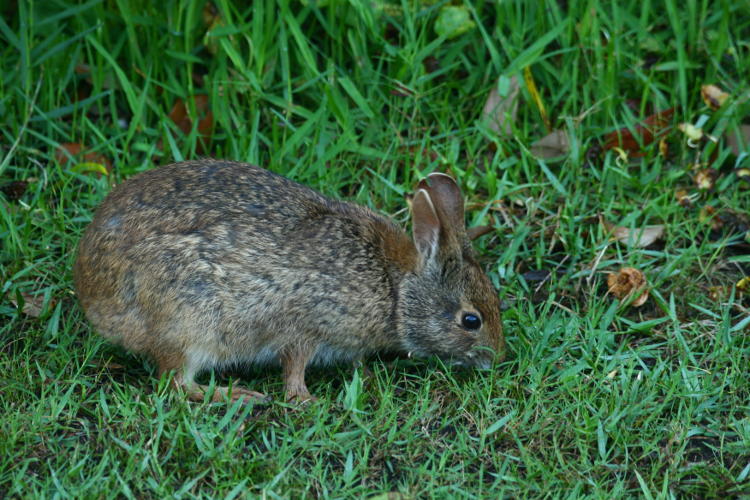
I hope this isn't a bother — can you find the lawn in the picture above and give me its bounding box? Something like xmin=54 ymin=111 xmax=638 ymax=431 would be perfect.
xmin=1 ymin=0 xmax=750 ymax=498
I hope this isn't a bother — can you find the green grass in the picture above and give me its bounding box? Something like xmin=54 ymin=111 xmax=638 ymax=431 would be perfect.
xmin=2 ymin=0 xmax=750 ymax=497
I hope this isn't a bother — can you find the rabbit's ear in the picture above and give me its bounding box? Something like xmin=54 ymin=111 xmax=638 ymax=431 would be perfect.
xmin=423 ymin=173 xmax=465 ymax=233
xmin=411 ymin=188 xmax=440 ymax=260
xmin=416 ymin=173 xmax=466 ymax=258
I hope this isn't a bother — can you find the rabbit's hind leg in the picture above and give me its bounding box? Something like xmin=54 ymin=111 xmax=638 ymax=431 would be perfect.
xmin=162 ymin=353 xmax=268 ymax=404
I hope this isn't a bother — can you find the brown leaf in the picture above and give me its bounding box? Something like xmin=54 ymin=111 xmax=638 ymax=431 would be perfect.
xmin=481 ymin=75 xmax=520 ymax=136
xmin=466 ymin=225 xmax=493 ymax=240
xmin=701 ymin=84 xmax=729 ymax=110
xmin=607 ymin=267 xmax=649 ymax=307
xmin=602 ymin=108 xmax=674 ymax=157
xmin=422 ymin=56 xmax=440 ymax=74
xmin=727 ymin=124 xmax=750 ymax=157
xmin=530 ymin=129 xmax=569 ymax=159
xmin=11 ymin=292 xmax=54 ymax=318
xmin=600 ymin=216 xmax=664 ymax=248
xmin=74 ymin=63 xmax=118 ymax=90
xmin=167 ymin=95 xmax=214 ymax=154
xmin=55 ymin=143 xmax=112 ymax=176
xmin=1 ymin=180 xmax=28 ymax=201
xmin=699 ymin=205 xmax=723 ymax=231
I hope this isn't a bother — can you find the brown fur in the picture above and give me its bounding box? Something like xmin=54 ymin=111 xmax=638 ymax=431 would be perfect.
xmin=73 ymin=160 xmax=504 ymax=402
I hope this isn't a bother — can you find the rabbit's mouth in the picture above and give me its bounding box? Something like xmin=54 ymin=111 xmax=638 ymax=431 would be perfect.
xmin=448 ymin=349 xmax=494 ymax=370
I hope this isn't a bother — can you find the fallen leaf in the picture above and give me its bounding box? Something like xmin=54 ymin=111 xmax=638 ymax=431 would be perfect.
xmin=699 ymin=205 xmax=723 ymax=231
xmin=726 ymin=124 xmax=750 ymax=156
xmin=434 ymin=6 xmax=476 ymax=39
xmin=202 ymin=2 xmax=226 ymax=55
xmin=699 ymin=207 xmax=750 ymax=247
xmin=74 ymin=63 xmax=118 ymax=90
xmin=55 ymin=143 xmax=112 ymax=176
xmin=11 ymin=292 xmax=54 ymax=318
xmin=530 ymin=129 xmax=569 ymax=159
xmin=466 ymin=225 xmax=493 ymax=240
xmin=658 ymin=137 xmax=669 ymax=157
xmin=422 ymin=56 xmax=440 ymax=74
xmin=202 ymin=2 xmax=219 ymax=26
xmin=601 ymin=108 xmax=674 ymax=157
xmin=701 ymin=84 xmax=729 ymax=110
xmin=1 ymin=180 xmax=28 ymax=201
xmin=607 ymin=267 xmax=649 ymax=307
xmin=600 ymin=216 xmax=664 ymax=248
xmin=481 ymin=75 xmax=520 ymax=136
xmin=167 ymin=95 xmax=214 ymax=154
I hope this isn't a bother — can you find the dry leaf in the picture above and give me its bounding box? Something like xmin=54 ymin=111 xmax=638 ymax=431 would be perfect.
xmin=74 ymin=63 xmax=118 ymax=90
xmin=530 ymin=129 xmax=569 ymax=159
xmin=481 ymin=75 xmax=520 ymax=136
xmin=701 ymin=84 xmax=729 ymax=110
xmin=607 ymin=267 xmax=649 ymax=307
xmin=658 ymin=137 xmax=669 ymax=157
xmin=11 ymin=292 xmax=53 ymax=318
xmin=167 ymin=95 xmax=214 ymax=154
xmin=1 ymin=180 xmax=28 ymax=201
xmin=202 ymin=2 xmax=224 ymax=54
xmin=727 ymin=124 xmax=750 ymax=156
xmin=55 ymin=143 xmax=112 ymax=176
xmin=466 ymin=225 xmax=493 ymax=240
xmin=699 ymin=205 xmax=723 ymax=231
xmin=600 ymin=216 xmax=664 ymax=248
xmin=602 ymin=108 xmax=674 ymax=157
xmin=422 ymin=56 xmax=440 ymax=74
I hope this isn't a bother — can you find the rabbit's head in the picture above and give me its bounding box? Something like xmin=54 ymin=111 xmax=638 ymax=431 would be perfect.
xmin=397 ymin=173 xmax=505 ymax=368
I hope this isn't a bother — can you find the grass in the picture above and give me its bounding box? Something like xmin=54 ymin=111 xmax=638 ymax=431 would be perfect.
xmin=1 ymin=0 xmax=750 ymax=497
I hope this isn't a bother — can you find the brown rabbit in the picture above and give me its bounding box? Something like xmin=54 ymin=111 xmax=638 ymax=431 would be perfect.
xmin=74 ymin=160 xmax=504 ymax=403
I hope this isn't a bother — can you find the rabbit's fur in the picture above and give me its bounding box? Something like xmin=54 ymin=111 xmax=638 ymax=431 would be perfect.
xmin=74 ymin=160 xmax=504 ymax=402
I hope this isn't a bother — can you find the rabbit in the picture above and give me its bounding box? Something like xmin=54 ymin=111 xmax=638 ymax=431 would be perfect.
xmin=73 ymin=159 xmax=505 ymax=403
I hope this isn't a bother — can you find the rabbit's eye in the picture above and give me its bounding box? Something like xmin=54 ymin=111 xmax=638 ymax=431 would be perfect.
xmin=461 ymin=313 xmax=481 ymax=330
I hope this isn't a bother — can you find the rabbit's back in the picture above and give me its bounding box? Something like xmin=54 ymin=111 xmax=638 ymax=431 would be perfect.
xmin=74 ymin=160 xmax=406 ymax=370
